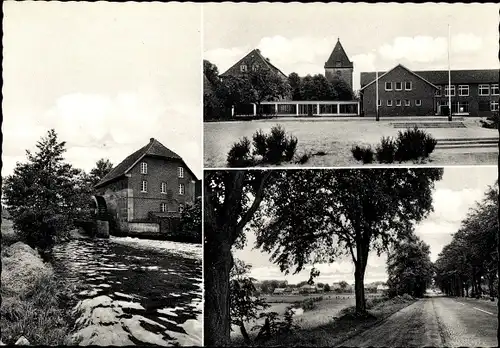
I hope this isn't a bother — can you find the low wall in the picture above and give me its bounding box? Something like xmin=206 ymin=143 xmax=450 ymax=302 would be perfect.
xmin=128 ymin=222 xmax=160 ymax=234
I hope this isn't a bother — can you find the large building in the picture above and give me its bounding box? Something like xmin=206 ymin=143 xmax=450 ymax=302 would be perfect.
xmin=93 ymin=138 xmax=199 ymax=237
xmin=360 ymin=65 xmax=499 ymax=117
xmin=220 ymin=48 xmax=288 ymax=80
xmin=324 ymin=39 xmax=354 ymax=89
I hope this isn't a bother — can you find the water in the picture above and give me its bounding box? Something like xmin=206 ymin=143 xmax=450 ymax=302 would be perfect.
xmin=50 ymin=237 xmax=202 ymax=346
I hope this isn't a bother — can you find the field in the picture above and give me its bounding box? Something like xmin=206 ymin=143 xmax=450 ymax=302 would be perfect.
xmin=231 ymin=292 xmax=384 ymax=340
xmin=204 ymin=118 xmax=498 ymax=167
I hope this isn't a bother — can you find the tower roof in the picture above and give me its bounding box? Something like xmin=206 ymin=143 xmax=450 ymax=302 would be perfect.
xmin=325 ymin=39 xmax=353 ymax=69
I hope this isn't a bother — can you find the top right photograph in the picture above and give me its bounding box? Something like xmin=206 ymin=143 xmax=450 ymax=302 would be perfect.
xmin=203 ymin=3 xmax=499 ymax=168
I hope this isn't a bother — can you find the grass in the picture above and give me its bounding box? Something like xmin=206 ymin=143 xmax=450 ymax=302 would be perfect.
xmin=231 ymin=294 xmax=416 ymax=347
xmin=204 ymin=119 xmax=497 ymax=167
xmin=1 ymin=222 xmax=79 ymax=345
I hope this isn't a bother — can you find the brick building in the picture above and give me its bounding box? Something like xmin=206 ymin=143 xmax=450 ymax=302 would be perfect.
xmin=324 ymin=39 xmax=354 ymax=90
xmin=93 ymin=138 xmax=199 ymax=237
xmin=220 ymin=48 xmax=288 ymax=80
xmin=360 ymin=65 xmax=499 ymax=117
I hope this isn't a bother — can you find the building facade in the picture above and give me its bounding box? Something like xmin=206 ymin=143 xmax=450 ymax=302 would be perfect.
xmin=94 ymin=138 xmax=199 ymax=237
xmin=220 ymin=48 xmax=288 ymax=81
xmin=361 ymin=66 xmax=499 ymax=117
xmin=324 ymin=39 xmax=354 ymax=89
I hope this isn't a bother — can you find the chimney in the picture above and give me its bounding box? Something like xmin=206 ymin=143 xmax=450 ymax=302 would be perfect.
xmin=150 ymin=138 xmax=155 ymax=143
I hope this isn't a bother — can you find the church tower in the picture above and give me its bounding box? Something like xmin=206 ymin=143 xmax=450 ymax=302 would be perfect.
xmin=324 ymin=38 xmax=354 ymax=89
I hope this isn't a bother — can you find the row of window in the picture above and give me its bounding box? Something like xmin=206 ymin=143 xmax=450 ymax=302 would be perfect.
xmin=141 ymin=181 xmax=185 ymax=195
xmin=436 ymin=84 xmax=499 ymax=97
xmin=384 ymin=81 xmax=413 ymax=91
xmin=240 ymin=64 xmax=260 ymax=72
xmin=436 ymin=100 xmax=499 ymax=112
xmin=378 ymin=99 xmax=422 ymax=107
xmin=140 ymin=162 xmax=184 ymax=178
xmin=160 ymin=202 xmax=183 ymax=213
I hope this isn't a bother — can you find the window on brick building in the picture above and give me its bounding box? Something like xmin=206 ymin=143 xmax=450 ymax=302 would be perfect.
xmin=140 ymin=162 xmax=147 ymax=174
xmin=405 ymin=99 xmax=410 ymax=106
xmin=385 ymin=82 xmax=392 ymax=91
xmin=405 ymin=82 xmax=412 ymax=91
xmin=491 ymin=84 xmax=499 ymax=96
xmin=161 ymin=182 xmax=167 ymax=194
xmin=458 ymin=85 xmax=469 ymax=96
xmin=435 ymin=87 xmax=442 ymax=96
xmin=479 ymin=84 xmax=490 ymax=96
xmin=179 ymin=183 xmax=185 ymax=195
xmin=395 ymin=82 xmax=402 ymax=91
xmin=387 ymin=100 xmax=393 ymax=107
xmin=445 ymin=85 xmax=455 ymax=96
xmin=416 ymin=100 xmax=422 ymax=106
xmin=141 ymin=180 xmax=148 ymax=193
xmin=178 ymin=167 xmax=184 ymax=178
xmin=479 ymin=101 xmax=490 ymax=112
xmin=396 ymin=100 xmax=402 ymax=106
xmin=491 ymin=101 xmax=499 ymax=112
xmin=240 ymin=64 xmax=247 ymax=72
xmin=161 ymin=203 xmax=167 ymax=213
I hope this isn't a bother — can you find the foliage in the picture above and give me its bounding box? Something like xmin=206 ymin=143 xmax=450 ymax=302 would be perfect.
xmin=227 ymin=137 xmax=254 ymax=168
xmin=89 ymin=159 xmax=113 ymax=187
xmin=253 ymin=169 xmax=443 ymax=313
xmin=178 ymin=197 xmax=202 ymax=243
xmin=480 ymin=112 xmax=499 ymax=129
xmin=375 ymin=136 xmax=396 ymax=164
xmin=230 ymin=259 xmax=270 ymax=342
xmin=386 ymin=232 xmax=434 ymax=298
xmin=3 ymin=130 xmax=90 ymax=251
xmin=252 ymin=307 xmax=299 ymax=339
xmin=288 ymin=73 xmax=354 ymax=101
xmin=394 ymin=127 xmax=437 ymax=163
xmin=351 ymin=145 xmax=374 ymax=164
xmin=434 ymin=182 xmax=498 ymax=298
xmin=323 ymin=283 xmax=331 ymax=292
xmin=228 ymin=125 xmax=299 ymax=167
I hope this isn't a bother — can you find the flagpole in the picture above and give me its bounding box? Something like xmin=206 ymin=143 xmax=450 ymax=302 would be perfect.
xmin=448 ymin=23 xmax=452 ymax=121
xmin=376 ymin=69 xmax=379 ymax=121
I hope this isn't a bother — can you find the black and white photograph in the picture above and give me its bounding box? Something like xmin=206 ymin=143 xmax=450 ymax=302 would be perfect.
xmin=203 ymin=3 xmax=499 ymax=168
xmin=2 ymin=2 xmax=202 ymax=346
xmin=204 ymin=166 xmax=499 ymax=347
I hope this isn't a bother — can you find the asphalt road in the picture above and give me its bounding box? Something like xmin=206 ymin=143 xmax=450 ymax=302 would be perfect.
xmin=339 ymin=295 xmax=498 ymax=347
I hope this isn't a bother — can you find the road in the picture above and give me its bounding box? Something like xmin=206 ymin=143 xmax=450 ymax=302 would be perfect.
xmin=339 ymin=295 xmax=498 ymax=347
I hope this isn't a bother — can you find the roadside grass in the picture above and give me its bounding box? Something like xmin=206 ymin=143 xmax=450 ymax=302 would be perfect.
xmin=231 ymin=295 xmax=416 ymax=347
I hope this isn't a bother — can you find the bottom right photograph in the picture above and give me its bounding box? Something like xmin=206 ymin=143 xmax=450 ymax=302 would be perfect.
xmin=204 ymin=166 xmax=498 ymax=347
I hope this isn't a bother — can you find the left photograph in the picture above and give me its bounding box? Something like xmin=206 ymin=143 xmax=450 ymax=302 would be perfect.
xmin=2 ymin=2 xmax=202 ymax=347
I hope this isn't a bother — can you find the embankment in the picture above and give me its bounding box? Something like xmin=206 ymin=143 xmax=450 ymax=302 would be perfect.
xmin=0 ymin=242 xmax=76 ymax=345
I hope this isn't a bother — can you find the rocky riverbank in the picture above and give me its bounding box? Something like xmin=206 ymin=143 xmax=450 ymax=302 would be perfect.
xmin=0 ymin=242 xmax=76 ymax=345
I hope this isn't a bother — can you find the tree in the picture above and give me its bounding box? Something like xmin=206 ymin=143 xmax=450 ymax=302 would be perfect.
xmin=387 ymin=232 xmax=433 ymax=298
xmin=89 ymin=158 xmax=113 ymax=187
xmin=204 ymin=170 xmax=273 ymax=346
xmin=230 ymin=259 xmax=270 ymax=344
xmin=288 ymin=72 xmax=302 ymax=100
xmin=3 ymin=129 xmax=85 ymax=250
xmin=245 ymin=67 xmax=291 ymax=115
xmin=204 ymin=59 xmax=221 ymax=87
xmin=178 ymin=196 xmax=202 ymax=243
xmin=254 ymin=169 xmax=443 ymax=314
xmin=338 ymin=281 xmax=349 ymax=292
xmin=330 ymin=76 xmax=355 ymax=101
xmin=323 ymin=283 xmax=331 ymax=292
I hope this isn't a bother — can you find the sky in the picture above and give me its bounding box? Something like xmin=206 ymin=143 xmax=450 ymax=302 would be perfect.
xmin=204 ymin=3 xmax=499 ymax=91
xmin=235 ymin=166 xmax=498 ymax=285
xmin=2 ymin=2 xmax=202 ymax=179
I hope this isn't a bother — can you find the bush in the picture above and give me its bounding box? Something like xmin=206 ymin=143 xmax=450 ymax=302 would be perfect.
xmin=227 ymin=137 xmax=253 ymax=167
xmin=300 ymin=298 xmax=316 ymax=311
xmin=252 ymin=130 xmax=268 ymax=158
xmin=394 ymin=127 xmax=437 ymax=162
xmin=284 ymin=135 xmax=298 ymax=162
xmin=351 ymin=145 xmax=374 ymax=164
xmin=376 ymin=136 xmax=396 ymax=164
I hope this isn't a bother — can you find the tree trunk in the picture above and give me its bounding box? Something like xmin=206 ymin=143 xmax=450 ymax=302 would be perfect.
xmin=354 ymin=241 xmax=368 ymax=313
xmin=239 ymin=323 xmax=250 ymax=344
xmin=204 ymin=226 xmax=234 ymax=347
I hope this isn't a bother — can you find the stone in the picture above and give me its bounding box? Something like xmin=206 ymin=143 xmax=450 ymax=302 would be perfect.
xmin=15 ymin=336 xmax=30 ymax=345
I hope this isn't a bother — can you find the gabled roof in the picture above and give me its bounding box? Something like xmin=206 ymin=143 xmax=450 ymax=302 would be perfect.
xmin=95 ymin=138 xmax=196 ymax=189
xmin=360 ymin=64 xmax=439 ymax=91
xmin=325 ymin=39 xmax=353 ymax=69
xmin=361 ymin=68 xmax=499 ymax=88
xmin=220 ymin=48 xmax=287 ymax=79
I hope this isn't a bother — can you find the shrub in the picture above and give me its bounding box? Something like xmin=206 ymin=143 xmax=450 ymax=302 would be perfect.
xmin=265 ymin=125 xmax=288 ymax=164
xmin=227 ymin=137 xmax=253 ymax=167
xmin=300 ymin=298 xmax=316 ymax=311
xmin=284 ymin=135 xmax=298 ymax=162
xmin=394 ymin=127 xmax=436 ymax=162
xmin=252 ymin=130 xmax=268 ymax=158
xmin=351 ymin=145 xmax=374 ymax=164
xmin=376 ymin=136 xmax=396 ymax=164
